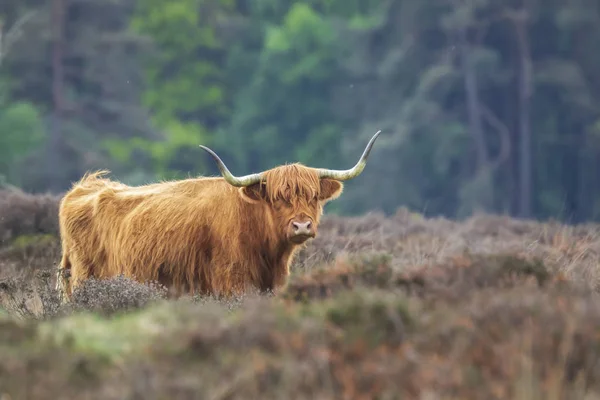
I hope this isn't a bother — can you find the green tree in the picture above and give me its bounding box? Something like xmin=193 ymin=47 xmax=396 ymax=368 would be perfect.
xmin=223 ymin=3 xmax=346 ymax=172
xmin=0 ymin=10 xmax=45 ymax=187
xmin=112 ymin=0 xmax=235 ymax=180
xmin=0 ymin=91 xmax=44 ymax=186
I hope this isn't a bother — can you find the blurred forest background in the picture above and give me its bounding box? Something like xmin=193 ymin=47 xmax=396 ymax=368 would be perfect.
xmin=1 ymin=0 xmax=600 ymax=222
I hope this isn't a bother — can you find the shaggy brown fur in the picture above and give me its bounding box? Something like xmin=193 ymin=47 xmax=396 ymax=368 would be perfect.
xmin=57 ymin=165 xmax=343 ymax=301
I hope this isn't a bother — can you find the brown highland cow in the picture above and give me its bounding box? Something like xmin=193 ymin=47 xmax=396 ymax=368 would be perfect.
xmin=56 ymin=131 xmax=381 ymax=302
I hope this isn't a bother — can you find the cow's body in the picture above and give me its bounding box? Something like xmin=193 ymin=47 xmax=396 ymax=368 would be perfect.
xmin=57 ymin=131 xmax=381 ymax=302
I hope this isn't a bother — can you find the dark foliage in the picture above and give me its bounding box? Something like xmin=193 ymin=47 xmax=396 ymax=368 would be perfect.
xmin=0 ymin=189 xmax=60 ymax=245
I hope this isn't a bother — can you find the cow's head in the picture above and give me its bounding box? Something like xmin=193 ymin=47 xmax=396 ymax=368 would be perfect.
xmin=200 ymin=131 xmax=381 ymax=245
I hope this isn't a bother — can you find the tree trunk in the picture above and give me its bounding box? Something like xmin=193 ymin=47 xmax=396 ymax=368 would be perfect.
xmin=49 ymin=0 xmax=66 ymax=192
xmin=458 ymin=27 xmax=495 ymax=213
xmin=459 ymin=29 xmax=488 ymax=172
xmin=511 ymin=11 xmax=533 ymax=218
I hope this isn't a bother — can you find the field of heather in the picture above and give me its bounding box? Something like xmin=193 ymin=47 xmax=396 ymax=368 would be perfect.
xmin=2 ymin=188 xmax=600 ymax=399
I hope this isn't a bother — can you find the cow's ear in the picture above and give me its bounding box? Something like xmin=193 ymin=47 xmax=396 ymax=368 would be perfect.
xmin=318 ymin=179 xmax=343 ymax=202
xmin=239 ymin=183 xmax=267 ymax=204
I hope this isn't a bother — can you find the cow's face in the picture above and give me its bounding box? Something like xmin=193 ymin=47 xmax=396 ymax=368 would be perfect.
xmin=200 ymin=131 xmax=379 ymax=244
xmin=239 ymin=165 xmax=343 ymax=244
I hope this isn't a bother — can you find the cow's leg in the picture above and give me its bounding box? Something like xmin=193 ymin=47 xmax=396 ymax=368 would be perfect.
xmin=68 ymin=253 xmax=94 ymax=300
xmin=262 ymin=259 xmax=292 ymax=294
xmin=56 ymin=245 xmax=72 ymax=305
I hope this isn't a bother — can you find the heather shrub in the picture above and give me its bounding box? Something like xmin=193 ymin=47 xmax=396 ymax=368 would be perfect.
xmin=2 ymin=191 xmax=600 ymax=398
xmin=68 ymin=275 xmax=168 ymax=316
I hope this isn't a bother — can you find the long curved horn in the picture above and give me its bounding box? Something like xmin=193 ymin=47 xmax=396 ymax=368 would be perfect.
xmin=316 ymin=130 xmax=381 ymax=181
xmin=199 ymin=145 xmax=263 ymax=187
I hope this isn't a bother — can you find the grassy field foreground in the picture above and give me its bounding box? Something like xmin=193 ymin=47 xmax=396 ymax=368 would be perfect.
xmin=2 ymin=189 xmax=600 ymax=399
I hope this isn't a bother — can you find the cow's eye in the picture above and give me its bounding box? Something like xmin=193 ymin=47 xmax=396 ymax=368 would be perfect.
xmin=275 ymin=201 xmax=290 ymax=210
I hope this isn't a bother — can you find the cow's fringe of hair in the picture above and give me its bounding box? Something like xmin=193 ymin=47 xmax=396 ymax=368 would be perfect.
xmin=262 ymin=165 xmax=321 ymax=203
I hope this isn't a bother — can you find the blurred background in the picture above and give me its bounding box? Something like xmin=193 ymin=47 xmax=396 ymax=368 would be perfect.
xmin=0 ymin=0 xmax=599 ymax=222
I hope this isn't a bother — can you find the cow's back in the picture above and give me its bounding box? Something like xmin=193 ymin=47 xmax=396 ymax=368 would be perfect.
xmin=59 ymin=174 xmax=255 ymax=296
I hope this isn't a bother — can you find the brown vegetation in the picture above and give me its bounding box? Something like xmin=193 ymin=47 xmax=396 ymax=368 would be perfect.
xmin=2 ymin=190 xmax=600 ymax=399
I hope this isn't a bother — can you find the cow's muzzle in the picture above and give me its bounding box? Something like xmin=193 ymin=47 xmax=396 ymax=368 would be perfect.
xmin=288 ymin=220 xmax=316 ymax=243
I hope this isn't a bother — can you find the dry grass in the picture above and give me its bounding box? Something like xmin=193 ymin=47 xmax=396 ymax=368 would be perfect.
xmin=296 ymin=208 xmax=600 ymax=287
xmin=2 ymin=192 xmax=600 ymax=399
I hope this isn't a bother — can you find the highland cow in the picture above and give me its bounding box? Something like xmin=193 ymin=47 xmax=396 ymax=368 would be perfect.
xmin=56 ymin=131 xmax=381 ymax=302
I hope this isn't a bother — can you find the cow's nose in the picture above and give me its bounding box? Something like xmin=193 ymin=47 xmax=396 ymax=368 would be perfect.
xmin=292 ymin=220 xmax=312 ymax=235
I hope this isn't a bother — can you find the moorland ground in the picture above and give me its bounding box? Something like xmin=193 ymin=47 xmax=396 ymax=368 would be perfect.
xmin=2 ymin=188 xmax=600 ymax=399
